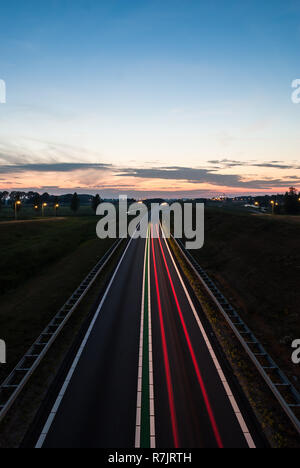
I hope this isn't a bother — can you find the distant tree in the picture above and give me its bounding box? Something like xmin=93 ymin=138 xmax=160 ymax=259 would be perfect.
xmin=33 ymin=193 xmax=41 ymax=206
xmin=27 ymin=191 xmax=35 ymax=202
xmin=0 ymin=191 xmax=8 ymax=212
xmin=41 ymin=192 xmax=50 ymax=202
xmin=10 ymin=191 xmax=21 ymax=203
xmin=70 ymin=192 xmax=80 ymax=213
xmin=0 ymin=192 xmax=5 ymax=209
xmin=284 ymin=187 xmax=300 ymax=215
xmin=92 ymin=194 xmax=101 ymax=212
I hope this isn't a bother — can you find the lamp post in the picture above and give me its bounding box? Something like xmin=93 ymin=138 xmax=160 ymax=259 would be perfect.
xmin=14 ymin=200 xmax=21 ymax=220
xmin=42 ymin=202 xmax=47 ymax=217
xmin=270 ymin=200 xmax=275 ymax=215
xmin=54 ymin=203 xmax=59 ymax=217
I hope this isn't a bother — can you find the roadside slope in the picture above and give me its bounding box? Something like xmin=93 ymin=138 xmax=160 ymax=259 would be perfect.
xmin=191 ymin=209 xmax=300 ymax=386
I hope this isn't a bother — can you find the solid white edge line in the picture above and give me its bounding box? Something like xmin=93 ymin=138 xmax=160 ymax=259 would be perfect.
xmin=135 ymin=230 xmax=148 ymax=448
xmin=35 ymin=235 xmax=135 ymax=449
xmin=161 ymin=228 xmax=256 ymax=449
xmin=148 ymin=226 xmax=156 ymax=448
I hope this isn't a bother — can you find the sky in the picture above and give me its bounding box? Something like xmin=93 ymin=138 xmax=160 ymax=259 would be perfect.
xmin=0 ymin=0 xmax=300 ymax=197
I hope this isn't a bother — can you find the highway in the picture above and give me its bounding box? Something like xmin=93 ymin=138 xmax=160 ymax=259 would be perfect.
xmin=35 ymin=223 xmax=260 ymax=448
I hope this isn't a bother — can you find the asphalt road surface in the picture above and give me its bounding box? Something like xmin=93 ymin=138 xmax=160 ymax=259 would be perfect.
xmin=35 ymin=223 xmax=261 ymax=448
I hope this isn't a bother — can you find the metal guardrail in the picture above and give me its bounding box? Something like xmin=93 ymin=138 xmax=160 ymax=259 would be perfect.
xmin=0 ymin=238 xmax=125 ymax=423
xmin=172 ymin=236 xmax=300 ymax=437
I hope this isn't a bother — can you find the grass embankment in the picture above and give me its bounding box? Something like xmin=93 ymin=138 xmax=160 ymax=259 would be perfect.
xmin=0 ymin=205 xmax=95 ymax=221
xmin=0 ymin=217 xmax=115 ymax=384
xmin=193 ymin=209 xmax=300 ymax=384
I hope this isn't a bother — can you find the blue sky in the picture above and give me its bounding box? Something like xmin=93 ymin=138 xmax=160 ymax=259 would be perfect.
xmin=0 ymin=0 xmax=300 ymax=196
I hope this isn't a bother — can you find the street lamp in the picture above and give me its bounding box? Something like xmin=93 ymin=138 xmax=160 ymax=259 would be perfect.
xmin=42 ymin=202 xmax=47 ymax=217
xmin=54 ymin=203 xmax=59 ymax=217
xmin=270 ymin=200 xmax=275 ymax=215
xmin=14 ymin=200 xmax=21 ymax=220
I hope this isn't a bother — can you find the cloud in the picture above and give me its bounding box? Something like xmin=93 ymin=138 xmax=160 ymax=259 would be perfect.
xmin=1 ymin=161 xmax=299 ymax=190
xmin=0 ymin=139 xmax=107 ymax=167
xmin=0 ymin=163 xmax=112 ymax=174
xmin=207 ymin=159 xmax=300 ymax=170
xmin=253 ymin=163 xmax=300 ymax=170
xmin=207 ymin=159 xmax=246 ymax=168
xmin=119 ymin=166 xmax=300 ymax=189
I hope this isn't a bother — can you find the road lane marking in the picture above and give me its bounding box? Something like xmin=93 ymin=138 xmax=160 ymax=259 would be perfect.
xmin=135 ymin=225 xmax=156 ymax=448
xmin=135 ymin=228 xmax=151 ymax=448
xmin=151 ymin=224 xmax=180 ymax=448
xmin=148 ymin=226 xmax=156 ymax=448
xmin=135 ymin=234 xmax=147 ymax=447
xmin=35 ymin=236 xmax=136 ymax=449
xmin=156 ymin=225 xmax=223 ymax=449
xmin=161 ymin=226 xmax=256 ymax=449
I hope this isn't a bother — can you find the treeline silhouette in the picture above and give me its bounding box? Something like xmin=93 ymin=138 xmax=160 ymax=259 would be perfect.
xmin=283 ymin=187 xmax=300 ymax=215
xmin=0 ymin=191 xmax=105 ymax=214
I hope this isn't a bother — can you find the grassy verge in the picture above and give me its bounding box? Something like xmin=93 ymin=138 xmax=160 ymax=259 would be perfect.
xmin=190 ymin=209 xmax=300 ymax=389
xmin=0 ymin=216 xmax=102 ymax=295
xmin=0 ymin=217 xmax=115 ymax=383
xmin=0 ymin=205 xmax=96 ymax=220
